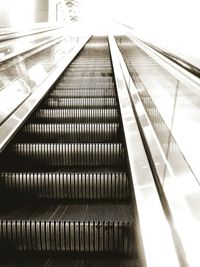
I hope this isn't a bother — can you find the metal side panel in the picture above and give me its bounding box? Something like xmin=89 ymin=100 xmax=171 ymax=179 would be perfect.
xmin=0 ymin=35 xmax=91 ymax=153
xmin=127 ymin=34 xmax=200 ymax=95
xmin=108 ymin=35 xmax=180 ymax=267
xmin=115 ymin=35 xmax=200 ymax=266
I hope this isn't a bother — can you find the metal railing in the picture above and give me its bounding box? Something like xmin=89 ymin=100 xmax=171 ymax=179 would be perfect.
xmin=109 ymin=35 xmax=181 ymax=267
xmin=114 ymin=32 xmax=200 ymax=266
xmin=0 ymin=25 xmax=91 ymax=152
xmin=0 ymin=23 xmax=65 ymax=41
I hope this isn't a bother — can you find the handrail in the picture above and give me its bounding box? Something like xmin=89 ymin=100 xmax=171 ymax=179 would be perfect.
xmin=143 ymin=41 xmax=200 ymax=77
xmin=0 ymin=35 xmax=91 ymax=152
xmin=0 ymin=28 xmax=68 ymax=64
xmin=0 ymin=35 xmax=69 ymax=126
xmin=127 ymin=33 xmax=200 ymax=94
xmin=0 ymin=24 xmax=65 ymax=42
xmin=109 ymin=35 xmax=180 ymax=267
xmin=114 ymin=34 xmax=200 ymax=266
xmin=117 ymin=22 xmax=200 ymax=77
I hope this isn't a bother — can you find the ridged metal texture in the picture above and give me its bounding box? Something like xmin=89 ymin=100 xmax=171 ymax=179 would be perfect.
xmin=0 ymin=256 xmax=141 ymax=267
xmin=16 ymin=123 xmax=121 ymax=142
xmin=0 ymin=36 xmax=139 ymax=265
xmin=0 ymin=172 xmax=129 ymax=199
xmin=43 ymin=97 xmax=117 ymax=108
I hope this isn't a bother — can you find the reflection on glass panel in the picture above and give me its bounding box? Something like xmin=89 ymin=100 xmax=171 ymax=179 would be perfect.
xmin=172 ymin=81 xmax=200 ymax=181
xmin=115 ymin=35 xmax=200 ymax=266
xmin=0 ymin=28 xmax=68 ymax=61
xmin=0 ymin=33 xmax=81 ymax=125
xmin=115 ymin=35 xmax=200 ymax=182
xmin=0 ymin=78 xmax=30 ymax=123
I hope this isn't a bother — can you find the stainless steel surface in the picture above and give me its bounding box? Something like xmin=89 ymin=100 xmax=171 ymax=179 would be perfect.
xmin=115 ymin=35 xmax=200 ymax=266
xmin=0 ymin=35 xmax=74 ymax=124
xmin=0 ymin=35 xmax=90 ymax=152
xmin=0 ymin=29 xmax=66 ymax=63
xmin=0 ymin=256 xmax=140 ymax=267
xmin=0 ymin=23 xmax=64 ymax=41
xmin=3 ymin=143 xmax=125 ymax=166
xmin=43 ymin=97 xmax=117 ymax=108
xmin=17 ymin=123 xmax=121 ymax=142
xmin=125 ymin=34 xmax=200 ymax=184
xmin=0 ymin=204 xmax=133 ymax=252
xmin=33 ymin=109 xmax=119 ymax=123
xmin=109 ymin=35 xmax=180 ymax=267
xmin=0 ymin=171 xmax=129 ymax=200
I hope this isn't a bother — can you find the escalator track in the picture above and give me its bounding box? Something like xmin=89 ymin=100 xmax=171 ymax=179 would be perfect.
xmin=0 ymin=36 xmax=141 ymax=266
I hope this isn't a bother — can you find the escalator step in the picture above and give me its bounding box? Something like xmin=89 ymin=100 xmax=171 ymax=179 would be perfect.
xmin=67 ymin=67 xmax=112 ymax=72
xmin=47 ymin=258 xmax=141 ymax=267
xmin=4 ymin=143 xmax=125 ymax=166
xmin=0 ymin=204 xmax=133 ymax=253
xmin=55 ymin=83 xmax=115 ymax=90
xmin=49 ymin=90 xmax=116 ymax=98
xmin=63 ymin=71 xmax=113 ymax=77
xmin=61 ymin=77 xmax=113 ymax=82
xmin=0 ymin=256 xmax=141 ymax=267
xmin=0 ymin=172 xmax=129 ymax=200
xmin=32 ymin=109 xmax=119 ymax=123
xmin=0 ymin=37 xmax=138 ymax=264
xmin=17 ymin=123 xmax=121 ymax=143
xmin=43 ymin=98 xmax=117 ymax=108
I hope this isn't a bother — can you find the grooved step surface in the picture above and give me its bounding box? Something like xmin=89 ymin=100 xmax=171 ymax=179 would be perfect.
xmin=0 ymin=258 xmax=141 ymax=267
xmin=61 ymin=77 xmax=114 ymax=83
xmin=3 ymin=143 xmax=125 ymax=167
xmin=49 ymin=89 xmax=116 ymax=98
xmin=17 ymin=123 xmax=121 ymax=143
xmin=43 ymin=97 xmax=117 ymax=108
xmin=0 ymin=204 xmax=133 ymax=253
xmin=0 ymin=204 xmax=132 ymax=221
xmin=32 ymin=109 xmax=119 ymax=123
xmin=56 ymin=83 xmax=115 ymax=90
xmin=0 ymin=172 xmax=129 ymax=200
xmin=63 ymin=71 xmax=113 ymax=77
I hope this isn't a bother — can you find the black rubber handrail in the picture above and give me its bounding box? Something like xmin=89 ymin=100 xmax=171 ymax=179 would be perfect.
xmin=143 ymin=40 xmax=200 ymax=78
xmin=0 ymin=25 xmax=65 ymax=42
xmin=118 ymin=22 xmax=200 ymax=78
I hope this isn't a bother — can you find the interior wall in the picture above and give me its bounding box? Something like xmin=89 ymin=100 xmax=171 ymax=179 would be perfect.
xmin=113 ymin=0 xmax=200 ymax=64
xmin=34 ymin=0 xmax=49 ymax=23
xmin=0 ymin=0 xmax=49 ymax=28
xmin=0 ymin=0 xmax=11 ymax=27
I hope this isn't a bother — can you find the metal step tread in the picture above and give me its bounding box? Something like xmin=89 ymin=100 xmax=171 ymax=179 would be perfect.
xmin=16 ymin=123 xmax=122 ymax=143
xmin=55 ymin=83 xmax=115 ymax=89
xmin=49 ymin=90 xmax=116 ymax=98
xmin=43 ymin=97 xmax=117 ymax=108
xmin=0 ymin=205 xmax=134 ymax=253
xmin=0 ymin=204 xmax=133 ymax=221
xmin=1 ymin=143 xmax=125 ymax=167
xmin=0 ymin=256 xmax=141 ymax=267
xmin=32 ymin=109 xmax=119 ymax=123
xmin=0 ymin=171 xmax=129 ymax=200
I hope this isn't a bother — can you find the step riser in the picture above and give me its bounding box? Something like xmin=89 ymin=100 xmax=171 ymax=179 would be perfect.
xmin=32 ymin=109 xmax=119 ymax=123
xmin=63 ymin=73 xmax=113 ymax=77
xmin=0 ymin=221 xmax=133 ymax=253
xmin=43 ymin=98 xmax=117 ymax=108
xmin=4 ymin=143 xmax=125 ymax=167
xmin=0 ymin=173 xmax=129 ymax=200
xmin=56 ymin=84 xmax=115 ymax=90
xmin=61 ymin=79 xmax=114 ymax=84
xmin=49 ymin=90 xmax=116 ymax=98
xmin=17 ymin=123 xmax=121 ymax=143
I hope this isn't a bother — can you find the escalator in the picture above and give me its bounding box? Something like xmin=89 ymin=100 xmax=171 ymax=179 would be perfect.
xmin=0 ymin=36 xmax=141 ymax=266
